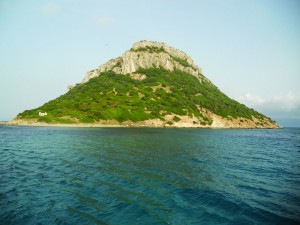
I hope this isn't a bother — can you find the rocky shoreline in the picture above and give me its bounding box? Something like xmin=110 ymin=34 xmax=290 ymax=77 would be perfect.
xmin=6 ymin=118 xmax=281 ymax=129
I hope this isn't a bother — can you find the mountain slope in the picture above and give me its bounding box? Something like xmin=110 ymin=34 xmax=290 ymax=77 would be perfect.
xmin=12 ymin=41 xmax=279 ymax=128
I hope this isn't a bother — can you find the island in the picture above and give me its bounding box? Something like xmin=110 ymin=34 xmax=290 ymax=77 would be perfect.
xmin=10 ymin=41 xmax=280 ymax=128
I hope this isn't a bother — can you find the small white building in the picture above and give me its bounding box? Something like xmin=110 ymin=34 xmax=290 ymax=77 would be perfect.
xmin=38 ymin=112 xmax=47 ymax=116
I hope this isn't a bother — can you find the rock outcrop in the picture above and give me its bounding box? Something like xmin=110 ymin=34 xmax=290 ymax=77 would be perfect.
xmin=82 ymin=40 xmax=207 ymax=83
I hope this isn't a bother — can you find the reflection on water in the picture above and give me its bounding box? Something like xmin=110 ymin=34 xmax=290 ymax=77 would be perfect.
xmin=0 ymin=126 xmax=300 ymax=224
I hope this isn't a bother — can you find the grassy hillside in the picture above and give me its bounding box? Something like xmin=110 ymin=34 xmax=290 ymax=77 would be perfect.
xmin=17 ymin=68 xmax=270 ymax=125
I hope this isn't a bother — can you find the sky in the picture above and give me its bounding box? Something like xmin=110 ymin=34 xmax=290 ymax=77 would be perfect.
xmin=0 ymin=0 xmax=300 ymax=126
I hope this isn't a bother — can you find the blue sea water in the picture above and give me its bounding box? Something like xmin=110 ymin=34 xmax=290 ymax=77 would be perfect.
xmin=0 ymin=126 xmax=300 ymax=225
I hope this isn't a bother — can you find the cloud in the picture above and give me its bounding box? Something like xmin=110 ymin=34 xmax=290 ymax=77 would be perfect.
xmin=238 ymin=93 xmax=265 ymax=105
xmin=237 ymin=92 xmax=300 ymax=111
xmin=235 ymin=92 xmax=300 ymax=119
xmin=42 ymin=2 xmax=61 ymax=14
xmin=95 ymin=16 xmax=115 ymax=26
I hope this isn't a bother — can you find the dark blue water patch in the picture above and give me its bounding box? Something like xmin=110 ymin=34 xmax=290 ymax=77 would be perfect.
xmin=0 ymin=126 xmax=300 ymax=224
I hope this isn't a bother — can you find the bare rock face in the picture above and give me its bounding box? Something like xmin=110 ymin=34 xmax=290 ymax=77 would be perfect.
xmin=82 ymin=40 xmax=207 ymax=83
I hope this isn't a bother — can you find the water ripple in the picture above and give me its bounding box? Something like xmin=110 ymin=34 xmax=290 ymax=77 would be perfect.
xmin=1 ymin=126 xmax=300 ymax=224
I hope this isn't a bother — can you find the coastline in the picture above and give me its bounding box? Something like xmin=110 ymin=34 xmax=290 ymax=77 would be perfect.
xmin=5 ymin=121 xmax=125 ymax=128
xmin=5 ymin=120 xmax=281 ymax=129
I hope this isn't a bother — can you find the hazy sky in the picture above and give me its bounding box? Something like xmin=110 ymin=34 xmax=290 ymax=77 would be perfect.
xmin=1 ymin=0 xmax=300 ymax=126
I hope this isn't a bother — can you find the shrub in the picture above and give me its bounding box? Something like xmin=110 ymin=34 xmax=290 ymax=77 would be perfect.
xmin=173 ymin=116 xmax=181 ymax=122
xmin=37 ymin=116 xmax=53 ymax=123
xmin=80 ymin=117 xmax=94 ymax=123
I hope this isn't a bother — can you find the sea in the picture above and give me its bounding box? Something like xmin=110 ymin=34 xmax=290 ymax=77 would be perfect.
xmin=0 ymin=125 xmax=299 ymax=225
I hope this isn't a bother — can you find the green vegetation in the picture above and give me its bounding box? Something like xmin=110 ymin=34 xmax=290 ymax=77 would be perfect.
xmin=18 ymin=68 xmax=266 ymax=124
xmin=173 ymin=116 xmax=181 ymax=122
xmin=170 ymin=55 xmax=190 ymax=68
xmin=130 ymin=46 xmax=165 ymax=53
xmin=112 ymin=61 xmax=122 ymax=69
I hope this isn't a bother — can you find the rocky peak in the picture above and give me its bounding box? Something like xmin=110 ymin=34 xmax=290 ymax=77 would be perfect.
xmin=82 ymin=41 xmax=206 ymax=83
xmin=131 ymin=40 xmax=194 ymax=64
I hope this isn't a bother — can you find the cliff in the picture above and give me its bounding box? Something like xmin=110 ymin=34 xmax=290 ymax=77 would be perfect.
xmin=82 ymin=41 xmax=205 ymax=83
